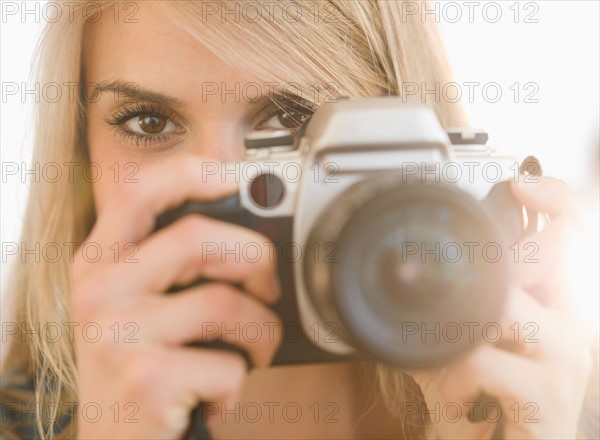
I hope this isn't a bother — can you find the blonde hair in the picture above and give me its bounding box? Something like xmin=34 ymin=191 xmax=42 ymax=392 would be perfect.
xmin=2 ymin=1 xmax=467 ymax=438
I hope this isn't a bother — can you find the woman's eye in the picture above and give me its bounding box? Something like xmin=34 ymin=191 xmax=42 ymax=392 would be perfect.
xmin=123 ymin=114 xmax=178 ymax=135
xmin=106 ymin=104 xmax=186 ymax=149
xmin=258 ymin=110 xmax=312 ymax=131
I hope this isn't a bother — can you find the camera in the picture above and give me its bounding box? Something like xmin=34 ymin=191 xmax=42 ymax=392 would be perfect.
xmin=156 ymin=97 xmax=539 ymax=369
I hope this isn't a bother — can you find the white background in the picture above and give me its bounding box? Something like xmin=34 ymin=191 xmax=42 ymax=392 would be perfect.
xmin=1 ymin=1 xmax=599 ymax=326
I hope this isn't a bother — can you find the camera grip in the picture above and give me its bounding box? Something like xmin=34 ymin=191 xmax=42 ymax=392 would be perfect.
xmin=156 ymin=193 xmax=245 ymax=230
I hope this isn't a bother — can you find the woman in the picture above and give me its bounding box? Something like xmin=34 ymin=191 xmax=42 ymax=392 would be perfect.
xmin=1 ymin=1 xmax=597 ymax=439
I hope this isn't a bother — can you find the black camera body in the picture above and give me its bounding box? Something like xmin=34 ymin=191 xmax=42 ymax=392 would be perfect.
xmin=156 ymin=97 xmax=537 ymax=369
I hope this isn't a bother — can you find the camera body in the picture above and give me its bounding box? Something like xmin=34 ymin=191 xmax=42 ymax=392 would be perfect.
xmin=157 ymin=97 xmax=534 ymax=369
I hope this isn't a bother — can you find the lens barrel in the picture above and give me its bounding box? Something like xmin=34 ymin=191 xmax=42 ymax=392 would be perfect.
xmin=303 ymin=174 xmax=511 ymax=368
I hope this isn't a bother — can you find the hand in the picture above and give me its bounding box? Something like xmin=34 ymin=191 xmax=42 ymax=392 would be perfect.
xmin=407 ymin=176 xmax=594 ymax=439
xmin=70 ymin=156 xmax=282 ymax=439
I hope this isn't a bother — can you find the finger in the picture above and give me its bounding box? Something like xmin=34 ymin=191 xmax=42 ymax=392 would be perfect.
xmin=71 ymin=215 xmax=281 ymax=315
xmin=494 ymin=287 xmax=548 ymax=357
xmin=510 ymin=176 xmax=584 ymax=227
xmin=410 ymin=287 xmax=551 ymax=398
xmin=167 ymin=347 xmax=248 ymax=409
xmin=406 ymin=287 xmax=548 ymax=383
xmin=156 ymin=347 xmax=247 ymax=412
xmin=89 ymin=156 xmax=239 ymax=248
xmin=435 ymin=344 xmax=585 ymax=438
xmin=511 ymin=218 xmax=578 ymax=309
xmin=137 ymin=283 xmax=282 ymax=367
xmin=98 ymin=347 xmax=248 ymax=436
xmin=484 ymin=286 xmax=587 ymax=364
xmin=120 ymin=214 xmax=280 ymax=303
xmin=436 ymin=345 xmax=541 ymax=414
xmin=410 ymin=347 xmax=539 ymax=440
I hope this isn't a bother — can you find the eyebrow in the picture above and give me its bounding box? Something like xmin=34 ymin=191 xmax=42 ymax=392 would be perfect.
xmin=92 ymin=79 xmax=317 ymax=113
xmin=93 ymin=79 xmax=185 ymax=107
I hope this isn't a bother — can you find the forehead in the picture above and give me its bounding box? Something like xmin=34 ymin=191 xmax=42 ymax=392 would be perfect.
xmin=83 ymin=3 xmax=259 ymax=96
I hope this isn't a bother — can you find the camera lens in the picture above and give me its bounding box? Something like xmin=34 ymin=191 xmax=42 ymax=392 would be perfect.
xmin=370 ymin=203 xmax=478 ymax=310
xmin=303 ymin=174 xmax=510 ymax=368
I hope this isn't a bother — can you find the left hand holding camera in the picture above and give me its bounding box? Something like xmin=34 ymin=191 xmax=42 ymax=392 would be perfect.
xmin=408 ymin=176 xmax=594 ymax=439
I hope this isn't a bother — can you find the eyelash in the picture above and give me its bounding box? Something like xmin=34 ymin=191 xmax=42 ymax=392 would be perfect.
xmin=105 ymin=101 xmax=316 ymax=149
